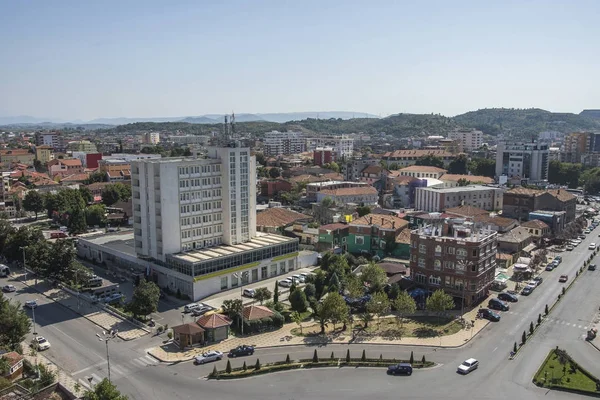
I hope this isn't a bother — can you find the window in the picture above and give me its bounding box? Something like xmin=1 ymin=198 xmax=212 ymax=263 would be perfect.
xmin=415 ymin=273 xmax=426 ymax=284
xmin=457 ymin=248 xmax=467 ymax=257
xmin=434 ymin=245 xmax=441 ymax=256
xmin=270 ymin=264 xmax=277 ymax=277
xmin=279 ymin=262 xmax=286 ymax=274
xmin=434 ymin=260 xmax=441 ymax=270
xmin=220 ymin=276 xmax=228 ymax=290
xmin=231 ymin=274 xmax=238 ymax=287
xmin=456 ymin=262 xmax=465 ymax=271
xmin=419 ymin=244 xmax=426 ymax=254
xmin=447 ymin=247 xmax=455 ymax=255
xmin=355 ymin=236 xmax=365 ymax=245
xmin=429 ymin=275 xmax=441 ymax=285
xmin=472 ymin=249 xmax=478 ymax=257
xmin=471 ymin=263 xmax=477 ymax=272
xmin=418 ymin=258 xmax=425 ymax=268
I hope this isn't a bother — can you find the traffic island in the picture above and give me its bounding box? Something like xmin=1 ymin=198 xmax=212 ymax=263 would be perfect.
xmin=533 ymin=348 xmax=600 ymax=395
xmin=207 ymin=351 xmax=435 ymax=379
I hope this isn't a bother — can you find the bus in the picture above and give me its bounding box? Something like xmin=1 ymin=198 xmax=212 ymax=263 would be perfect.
xmin=0 ymin=264 xmax=10 ymax=278
xmin=86 ymin=276 xmax=103 ymax=288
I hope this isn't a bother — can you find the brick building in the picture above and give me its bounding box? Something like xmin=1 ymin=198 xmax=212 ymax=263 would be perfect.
xmin=502 ymin=188 xmax=576 ymax=223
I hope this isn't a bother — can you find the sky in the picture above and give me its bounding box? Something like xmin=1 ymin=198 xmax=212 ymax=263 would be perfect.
xmin=0 ymin=0 xmax=599 ymax=121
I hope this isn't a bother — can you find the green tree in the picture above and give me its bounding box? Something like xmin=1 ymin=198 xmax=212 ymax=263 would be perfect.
xmin=86 ymin=204 xmax=107 ymax=227
xmin=128 ymin=280 xmax=160 ymax=318
xmin=447 ymin=154 xmax=468 ymax=174
xmin=360 ymin=262 xmax=388 ymax=293
xmin=393 ymin=291 xmax=417 ymax=329
xmin=425 ymin=290 xmax=455 ymax=324
xmin=415 ymin=154 xmax=444 ymax=168
xmin=79 ymin=186 xmax=94 ymax=204
xmin=320 ymin=196 xmax=334 ymax=208
xmin=366 ymin=291 xmax=390 ymax=328
xmin=457 ymin=178 xmax=471 ymax=187
xmin=325 ymin=161 xmax=340 ymax=173
xmin=253 ymin=287 xmax=272 ymax=305
xmin=356 ymin=206 xmax=371 ymax=217
xmin=321 ymin=292 xmax=349 ymax=330
xmin=268 ymin=168 xmax=281 ymax=179
xmin=0 ymin=293 xmax=32 ymax=350
xmin=273 ymin=281 xmax=279 ymax=304
xmin=303 ymin=283 xmax=316 ymax=300
xmin=68 ymin=206 xmax=87 ymax=234
xmin=468 ymin=158 xmax=496 ymax=178
xmin=222 ymin=299 xmax=243 ymax=318
xmin=289 ymin=288 xmax=308 ymax=312
xmin=4 ymin=226 xmax=44 ymax=262
xmin=22 ymin=190 xmax=45 ymax=220
xmin=388 ymin=283 xmax=400 ymax=300
xmin=345 ymin=274 xmax=365 ymax=298
xmin=85 ymin=171 xmax=106 ymax=184
xmin=290 ymin=311 xmax=303 ymax=334
xmin=313 ymin=270 xmax=328 ymax=300
xmin=83 ymin=377 xmax=128 ymax=400
xmin=36 ymin=363 xmax=56 ymax=388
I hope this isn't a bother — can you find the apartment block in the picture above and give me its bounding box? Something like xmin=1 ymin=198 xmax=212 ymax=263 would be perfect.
xmin=382 ymin=150 xmax=454 ymax=167
xmin=415 ymin=185 xmax=503 ymax=213
xmin=448 ymin=129 xmax=483 ymax=152
xmin=495 ymin=141 xmax=549 ymax=183
xmin=263 ymin=131 xmax=305 ymax=156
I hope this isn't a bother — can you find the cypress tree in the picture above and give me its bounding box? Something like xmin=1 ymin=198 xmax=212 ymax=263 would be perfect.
xmin=225 ymin=360 xmax=232 ymax=373
xmin=255 ymin=359 xmax=261 ymax=370
xmin=285 ymin=354 xmax=290 ymax=364
xmin=346 ymin=349 xmax=351 ymax=363
xmin=361 ymin=349 xmax=366 ymax=361
xmin=409 ymin=351 xmax=414 ymax=364
xmin=421 ymin=355 xmax=426 ymax=365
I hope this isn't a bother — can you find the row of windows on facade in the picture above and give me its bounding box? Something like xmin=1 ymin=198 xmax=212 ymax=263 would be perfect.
xmin=413 ymin=256 xmax=494 ymax=272
xmin=178 ymin=165 xmax=221 ymax=175
xmin=219 ymin=259 xmax=295 ymax=290
xmin=181 ymin=214 xmax=222 ymax=226
xmin=181 ymin=224 xmax=223 ymax=238
xmin=412 ymin=243 xmax=496 ymax=256
xmin=443 ymin=193 xmax=496 ymax=201
xmin=179 ymin=201 xmax=222 ymax=214
xmin=413 ymin=273 xmax=483 ymax=291
xmin=179 ymin=177 xmax=221 ymax=188
xmin=166 ymin=242 xmax=298 ymax=277
xmin=181 ymin=237 xmax=223 ymax=252
xmin=179 ymin=189 xmax=222 ymax=202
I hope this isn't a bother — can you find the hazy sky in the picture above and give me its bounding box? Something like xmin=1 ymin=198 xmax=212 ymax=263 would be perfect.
xmin=0 ymin=0 xmax=598 ymax=120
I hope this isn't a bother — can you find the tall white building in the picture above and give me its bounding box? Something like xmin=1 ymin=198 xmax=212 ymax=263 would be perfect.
xmin=132 ymin=146 xmax=256 ymax=261
xmin=495 ymin=141 xmax=549 ymax=182
xmin=448 ymin=129 xmax=483 ymax=152
xmin=145 ymin=132 xmax=160 ymax=144
xmin=330 ymin=135 xmax=354 ymax=159
xmin=263 ymin=131 xmax=305 ymax=156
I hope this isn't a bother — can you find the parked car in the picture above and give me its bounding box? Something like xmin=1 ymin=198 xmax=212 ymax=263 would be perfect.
xmin=566 ymin=245 xmax=574 ymax=251
xmin=545 ymin=264 xmax=555 ymax=271
xmin=300 ymin=272 xmax=312 ymax=282
xmin=457 ymin=358 xmax=479 ymax=374
xmin=24 ymin=300 xmax=38 ymax=309
xmin=228 ymin=345 xmax=255 ymax=358
xmin=296 ymin=274 xmax=306 ymax=283
xmin=590 ymin=243 xmax=597 ymax=250
xmin=34 ymin=336 xmax=51 ymax=351
xmin=488 ymin=298 xmax=509 ymax=311
xmin=479 ymin=308 xmax=501 ymax=322
xmin=184 ymin=303 xmax=200 ymax=313
xmin=243 ymin=288 xmax=256 ymax=298
xmin=585 ymin=230 xmax=591 ymax=234
xmin=291 ymin=274 xmax=302 ymax=284
xmin=533 ymin=277 xmax=543 ymax=286
xmin=498 ymin=292 xmax=518 ymax=302
xmin=589 ymin=264 xmax=597 ymax=271
xmin=192 ymin=306 xmax=213 ymax=317
xmin=194 ymin=350 xmax=223 ymax=364
xmin=278 ymin=279 xmax=293 ymax=288
xmin=387 ymin=363 xmax=413 ymax=376
xmin=521 ymin=286 xmax=534 ymax=296
xmin=559 ymin=275 xmax=569 ymax=283
xmin=555 ymin=256 xmax=562 ymax=262
xmin=2 ymin=285 xmax=16 ymax=292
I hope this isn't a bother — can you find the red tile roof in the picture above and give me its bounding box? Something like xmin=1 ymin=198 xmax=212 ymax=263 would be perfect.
xmin=398 ymin=165 xmax=447 ymax=173
xmin=60 ymin=173 xmax=90 ymax=182
xmin=256 ymin=207 xmax=311 ymax=228
xmin=352 ymin=213 xmax=409 ymax=230
xmin=319 ymin=186 xmax=378 ymax=197
xmin=445 ymin=205 xmax=489 ymax=218
xmin=361 ymin=165 xmax=384 ymax=175
xmin=197 ymin=313 xmax=232 ymax=329
xmin=58 ymin=159 xmax=82 ymax=167
xmin=521 ymin=219 xmax=550 ymax=229
xmin=383 ymin=149 xmax=453 ymax=158
xmin=440 ymin=174 xmax=494 ymax=184
xmin=243 ymin=305 xmax=274 ymax=321
xmin=172 ymin=323 xmax=205 ymax=335
xmin=1 ymin=351 xmax=23 ymax=368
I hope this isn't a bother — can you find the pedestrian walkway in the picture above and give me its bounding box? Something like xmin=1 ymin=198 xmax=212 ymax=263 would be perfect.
xmin=22 ymin=346 xmax=82 ymax=398
xmin=148 ymin=306 xmax=489 ymax=363
xmin=14 ymin=270 xmax=149 ymax=341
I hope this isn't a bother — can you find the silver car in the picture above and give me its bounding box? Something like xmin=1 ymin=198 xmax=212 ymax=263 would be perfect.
xmin=194 ymin=350 xmax=223 ymax=364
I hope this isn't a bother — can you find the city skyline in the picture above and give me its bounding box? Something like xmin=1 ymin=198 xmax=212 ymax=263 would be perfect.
xmin=1 ymin=0 xmax=599 ymax=120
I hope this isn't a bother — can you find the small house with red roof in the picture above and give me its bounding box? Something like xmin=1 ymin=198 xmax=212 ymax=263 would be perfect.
xmin=1 ymin=351 xmax=24 ymax=381
xmin=197 ymin=313 xmax=232 ymax=343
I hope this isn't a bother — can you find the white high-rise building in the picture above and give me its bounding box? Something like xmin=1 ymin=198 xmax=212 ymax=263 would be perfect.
xmin=263 ymin=131 xmax=305 ymax=156
xmin=330 ymin=135 xmax=354 ymax=159
xmin=448 ymin=129 xmax=483 ymax=152
xmin=132 ymin=146 xmax=256 ymax=261
xmin=496 ymin=141 xmax=549 ymax=183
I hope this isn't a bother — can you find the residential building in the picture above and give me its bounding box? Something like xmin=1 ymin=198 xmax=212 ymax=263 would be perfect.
xmin=495 ymin=140 xmax=549 ymax=183
xmin=329 ymin=135 xmax=354 ymax=159
xmin=67 ymin=140 xmax=97 ymax=153
xmin=0 ymin=149 xmax=35 ymax=166
xmin=263 ymin=131 xmax=305 ymax=156
xmin=497 ymin=226 xmax=534 ymax=254
xmin=98 ymin=159 xmax=132 ymax=182
xmin=72 ymin=152 xmax=103 ymax=168
xmin=34 ymin=131 xmax=61 ymax=149
xmin=548 ymin=147 xmax=561 ymax=162
xmin=0 ymin=351 xmax=23 ymax=381
xmin=47 ymin=158 xmax=83 ymax=178
xmin=145 ymin=132 xmax=161 ymax=144
xmin=306 ymin=180 xmax=370 ymax=202
xmin=561 ymin=132 xmax=588 ymax=163
xmin=348 ymin=213 xmax=409 ymax=257
xmin=415 ymin=185 xmax=504 ymax=213
xmin=502 ymin=188 xmax=576 ymax=223
xmin=445 ymin=205 xmax=489 ymax=219
xmin=342 ymin=158 xmax=379 ymax=181
xmin=35 ymin=145 xmax=53 ymax=164
xmin=521 ymin=219 xmax=551 ymax=241
xmin=382 ymin=150 xmax=454 ymax=167
xmin=171 ymin=135 xmax=210 ymax=145
xmin=398 ymin=165 xmax=447 ymax=179
xmin=448 ymin=129 xmax=484 ymax=152
xmin=528 ymin=210 xmax=567 ymax=234
xmin=359 ymin=164 xmax=388 ymax=184
xmin=409 ymin=221 xmax=497 ymax=307
xmin=316 ymin=186 xmax=379 ymax=206
xmin=472 ymin=214 xmax=519 ymax=233
xmin=317 ymin=222 xmax=349 ymax=252
xmin=386 ymin=175 xmax=427 ymax=209
xmin=313 ymin=147 xmax=335 ymax=166
xmin=260 ymin=179 xmax=293 ymax=198
xmin=256 ymin=207 xmax=311 ymax=234
xmin=439 ymin=174 xmax=494 ymax=187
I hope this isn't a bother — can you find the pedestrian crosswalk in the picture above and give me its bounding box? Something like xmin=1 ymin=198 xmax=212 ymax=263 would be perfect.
xmin=504 ymin=311 xmax=590 ymax=331
xmin=76 ymin=354 xmax=160 ymax=390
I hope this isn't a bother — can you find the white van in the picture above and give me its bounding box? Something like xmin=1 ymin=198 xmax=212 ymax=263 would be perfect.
xmin=184 ymin=303 xmax=200 ymax=313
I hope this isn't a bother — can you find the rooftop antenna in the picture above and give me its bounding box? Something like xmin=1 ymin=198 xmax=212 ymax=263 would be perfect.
xmin=223 ymin=115 xmax=229 ymax=145
xmin=230 ymin=111 xmax=236 ymax=140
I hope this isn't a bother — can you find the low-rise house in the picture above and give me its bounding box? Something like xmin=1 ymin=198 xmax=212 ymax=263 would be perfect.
xmin=316 ymin=186 xmax=379 ymax=206
xmin=528 ymin=210 xmax=567 ymax=234
xmin=306 ymin=180 xmax=370 ymax=202
xmin=497 ymin=226 xmax=534 ymax=255
xmin=473 ymin=214 xmax=519 ymax=233
xmin=260 ymin=179 xmax=293 ymax=198
xmin=359 ymin=165 xmax=388 ymax=184
xmin=382 ymin=149 xmax=454 ymax=167
xmin=378 ymin=261 xmax=410 ymax=285
xmin=172 ymin=323 xmax=205 ymax=350
xmin=347 ymin=213 xmax=409 ymax=257
xmin=398 ymin=165 xmax=447 ymax=179
xmin=47 ymin=158 xmax=83 ymax=178
xmin=317 ymin=223 xmax=349 ymax=252
xmin=197 ymin=313 xmax=232 ymax=343
xmin=521 ymin=219 xmax=551 ymax=241
xmin=60 ymin=173 xmax=90 ymax=184
xmin=502 ymin=188 xmax=576 ymax=223
xmin=0 ymin=351 xmax=23 ymax=381
xmin=445 ymin=205 xmax=489 ymax=219
xmin=284 ymin=224 xmax=319 ymax=247
xmin=496 ymin=252 xmax=514 ymax=269
xmin=256 ymin=207 xmax=312 ymax=234
xmin=0 ymin=149 xmax=35 ymax=167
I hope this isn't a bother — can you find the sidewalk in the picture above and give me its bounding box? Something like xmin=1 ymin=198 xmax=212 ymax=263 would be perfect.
xmin=15 ymin=271 xmax=148 ymax=341
xmin=22 ymin=347 xmax=83 ymax=398
xmin=148 ymin=306 xmax=489 ymax=363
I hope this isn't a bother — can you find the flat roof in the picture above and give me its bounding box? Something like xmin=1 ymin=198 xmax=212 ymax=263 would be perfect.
xmin=170 ymin=233 xmax=296 ymax=263
xmin=81 ymin=232 xmax=137 ymax=256
xmin=418 ymin=185 xmax=499 ymax=193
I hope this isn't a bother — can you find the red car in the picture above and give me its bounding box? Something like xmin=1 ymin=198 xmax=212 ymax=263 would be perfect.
xmin=559 ymin=275 xmax=568 ymax=283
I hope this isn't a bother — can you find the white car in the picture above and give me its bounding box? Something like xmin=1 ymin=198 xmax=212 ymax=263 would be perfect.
xmin=457 ymin=358 xmax=479 ymax=374
xmin=194 ymin=350 xmax=223 ymax=364
xmin=300 ymin=272 xmax=311 ymax=282
xmin=526 ymin=280 xmax=538 ymax=289
xmin=2 ymin=285 xmax=16 ymax=292
xmin=291 ymin=275 xmax=302 ymax=284
xmin=184 ymin=303 xmax=200 ymax=313
xmin=589 ymin=243 xmax=596 ymax=250
xmin=278 ymin=279 xmax=293 ymax=288
xmin=34 ymin=336 xmax=51 ymax=351
xmin=243 ymin=288 xmax=256 ymax=298
xmin=24 ymin=300 xmax=38 ymax=309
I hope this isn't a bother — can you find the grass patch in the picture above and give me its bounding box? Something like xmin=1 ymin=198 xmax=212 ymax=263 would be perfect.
xmin=291 ymin=315 xmax=462 ymax=339
xmin=533 ymin=348 xmax=599 ymax=394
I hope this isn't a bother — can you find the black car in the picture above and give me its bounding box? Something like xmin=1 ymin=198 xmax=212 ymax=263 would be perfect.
xmin=498 ymin=292 xmax=518 ymax=302
xmin=387 ymin=363 xmax=413 ymax=376
xmin=533 ymin=276 xmax=543 ymax=286
xmin=228 ymin=345 xmax=255 ymax=357
xmin=521 ymin=286 xmax=533 ymax=296
xmin=479 ymin=308 xmax=501 ymax=322
xmin=488 ymin=298 xmax=509 ymax=311
xmin=589 ymin=264 xmax=597 ymax=271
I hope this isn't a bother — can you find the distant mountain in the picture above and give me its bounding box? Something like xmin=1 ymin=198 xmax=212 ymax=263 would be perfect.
xmin=258 ymin=111 xmax=379 ymax=123
xmin=0 ymin=115 xmax=61 ymax=125
xmin=86 ymin=117 xmax=185 ymax=125
xmin=178 ymin=116 xmax=220 ymax=124
xmin=580 ymin=110 xmax=600 ymax=120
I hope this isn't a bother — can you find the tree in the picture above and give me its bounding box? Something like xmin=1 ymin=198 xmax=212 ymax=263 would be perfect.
xmin=313 ymin=270 xmax=328 ymax=300
xmin=0 ymin=293 xmax=32 ymax=350
xmin=68 ymin=206 xmax=87 ymax=235
xmin=128 ymin=280 xmax=160 ymax=318
xmin=79 ymin=186 xmax=94 ymax=204
xmin=447 ymin=154 xmax=468 ymax=175
xmin=409 ymin=351 xmax=414 ymax=364
xmin=415 ymin=154 xmax=444 ymax=168
xmin=289 ymin=288 xmax=308 ymax=312
xmin=225 ymin=360 xmax=232 ymax=373
xmin=324 ymin=161 xmax=340 ymax=173
xmin=312 ymin=349 xmax=319 ymax=363
xmin=388 ymin=283 xmax=400 ymax=300
xmin=425 ymin=290 xmax=455 ymax=324
xmin=290 ymin=311 xmax=303 ymax=334
xmin=273 ymin=281 xmax=279 ymax=304
xmin=468 ymin=158 xmax=496 ymax=178
xmin=320 ymin=292 xmax=349 ymax=330
xmin=529 ymin=321 xmax=534 ymax=334
xmin=83 ymin=377 xmax=128 ymax=400
xmin=328 ymin=273 xmax=341 ymax=293
xmin=268 ymin=168 xmax=281 ymax=179
xmin=393 ymin=291 xmax=417 ymax=329
xmin=85 ymin=171 xmax=106 ymax=184
xmin=356 ymin=206 xmax=371 ymax=217
xmin=360 ymin=262 xmax=387 ymax=293
xmin=86 ymin=204 xmax=107 ymax=227
xmin=359 ymin=312 xmax=374 ymax=328
xmin=321 ymin=197 xmax=334 ymax=208
xmin=101 ymin=183 xmax=131 ymax=206
xmin=4 ymin=226 xmax=44 ymax=262
xmin=303 ymin=283 xmax=316 ymax=300
xmin=37 ymin=363 xmax=56 ymax=388
xmin=457 ymin=178 xmax=471 ymax=187
xmin=253 ymin=287 xmax=272 ymax=305
xmin=345 ymin=275 xmax=365 ymax=298
xmin=522 ymin=330 xmax=527 ymax=344
xmin=366 ymin=291 xmax=390 ymax=328
xmin=23 ymin=190 xmax=45 ymax=220
xmin=222 ymin=299 xmax=243 ymax=319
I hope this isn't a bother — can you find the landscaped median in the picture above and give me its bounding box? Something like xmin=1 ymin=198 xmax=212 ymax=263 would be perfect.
xmin=207 ymin=349 xmax=435 ymax=379
xmin=533 ymin=347 xmax=600 ymax=395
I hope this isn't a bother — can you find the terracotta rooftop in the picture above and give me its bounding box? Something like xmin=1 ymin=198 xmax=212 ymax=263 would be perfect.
xmin=547 ymin=189 xmax=576 ymax=202
xmin=319 ymin=223 xmax=349 ymax=233
xmin=197 ymin=313 xmax=232 ymax=329
xmin=496 ymin=253 xmax=514 ymax=260
xmin=172 ymin=323 xmax=205 ymax=335
xmin=60 ymin=173 xmax=89 ymax=182
xmin=445 ymin=205 xmax=489 ymax=218
xmin=288 ymin=174 xmax=328 ymax=184
xmin=383 ymin=149 xmax=453 ymax=158
xmin=392 ymin=175 xmax=418 ymax=185
xmin=440 ymin=174 xmax=494 ymax=184
xmin=1 ymin=351 xmax=23 ymax=367
xmin=498 ymin=226 xmax=532 ymax=243
xmin=0 ymin=149 xmax=31 ymax=156
xmin=58 ymin=159 xmax=82 ymax=167
xmin=352 ymin=213 xmax=409 ymax=231
xmin=521 ymin=219 xmax=550 ymax=229
xmin=319 ymin=186 xmax=378 ymax=197
xmin=506 ymin=187 xmax=576 ymax=202
xmin=361 ymin=165 xmax=385 ymax=175
xmin=398 ymin=165 xmax=447 ymax=173
xmin=256 ymin=207 xmax=311 ymax=228
xmin=395 ymin=228 xmax=412 ymax=244
xmin=473 ymin=214 xmax=518 ymax=228
xmin=243 ymin=305 xmax=274 ymax=321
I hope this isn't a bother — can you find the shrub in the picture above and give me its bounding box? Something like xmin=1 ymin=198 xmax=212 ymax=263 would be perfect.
xmin=529 ymin=322 xmax=534 ymax=335
xmin=243 ymin=361 xmax=247 ymax=371
xmin=226 ymin=360 xmax=232 ymax=373
xmin=313 ymin=349 xmax=319 ymax=363
xmin=562 ymin=287 xmax=566 ymax=295
xmin=255 ymin=359 xmax=261 ymax=370
xmin=409 ymin=351 xmax=414 ymax=364
xmin=285 ymin=354 xmax=291 ymax=364
xmin=421 ymin=355 xmax=426 ymax=364
xmin=211 ymin=365 xmax=218 ymax=377
xmin=157 ymin=326 xmax=164 ymax=333
xmin=361 ymin=350 xmax=366 ymax=362
xmin=545 ymin=304 xmax=549 ymax=315
xmin=513 ymin=342 xmax=517 ymax=353
xmin=330 ymin=352 xmax=335 ymax=360
xmin=522 ymin=331 xmax=527 ymax=344
xmin=346 ymin=349 xmax=351 ymax=363
xmin=167 ymin=331 xmax=173 ymax=339
xmin=537 ymin=314 xmax=541 ymax=325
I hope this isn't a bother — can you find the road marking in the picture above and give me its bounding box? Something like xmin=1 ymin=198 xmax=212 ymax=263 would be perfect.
xmin=78 ymin=379 xmax=91 ymax=390
xmin=72 ymin=360 xmax=107 ymax=376
xmin=51 ymin=326 xmax=104 ymax=360
xmin=144 ymin=355 xmax=159 ymax=363
xmin=111 ymin=365 xmax=128 ymax=376
xmin=132 ymin=358 xmax=147 ymax=367
xmin=492 ymin=347 xmax=498 ymax=353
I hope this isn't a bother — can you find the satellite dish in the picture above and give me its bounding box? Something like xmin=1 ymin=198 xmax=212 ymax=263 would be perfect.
xmin=498 ymin=210 xmax=503 ymax=215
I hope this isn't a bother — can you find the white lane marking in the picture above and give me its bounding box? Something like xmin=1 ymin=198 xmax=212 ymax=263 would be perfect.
xmin=144 ymin=355 xmax=159 ymax=363
xmin=78 ymin=379 xmax=91 ymax=390
xmin=111 ymin=365 xmax=127 ymax=376
xmin=492 ymin=347 xmax=498 ymax=353
xmin=90 ymin=373 xmax=103 ymax=383
xmin=72 ymin=360 xmax=107 ymax=376
xmin=50 ymin=326 xmax=104 ymax=360
xmin=132 ymin=358 xmax=147 ymax=367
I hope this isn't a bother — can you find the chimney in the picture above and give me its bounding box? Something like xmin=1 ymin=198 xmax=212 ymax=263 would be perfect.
xmin=369 ymin=217 xmax=373 ymax=224
xmin=392 ymin=221 xmax=396 ymax=229
xmin=381 ymin=217 xmax=385 ymax=225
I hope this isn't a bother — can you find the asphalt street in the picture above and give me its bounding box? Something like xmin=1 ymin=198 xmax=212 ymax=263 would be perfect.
xmin=2 ymin=226 xmax=599 ymax=399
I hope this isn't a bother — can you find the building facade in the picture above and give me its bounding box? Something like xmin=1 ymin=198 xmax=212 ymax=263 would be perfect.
xmin=313 ymin=147 xmax=334 ymax=166
xmin=382 ymin=150 xmax=454 ymax=167
xmin=35 ymin=145 xmax=54 ymax=164
xmin=502 ymin=188 xmax=576 ymax=223
xmin=263 ymin=131 xmax=305 ymax=156
xmin=415 ymin=185 xmax=503 ymax=213
xmin=448 ymin=129 xmax=483 ymax=152
xmin=67 ymin=140 xmax=97 ymax=153
xmin=495 ymin=141 xmax=549 ymax=182
xmin=306 ymin=181 xmax=370 ymax=202
xmin=409 ymin=222 xmax=497 ymax=307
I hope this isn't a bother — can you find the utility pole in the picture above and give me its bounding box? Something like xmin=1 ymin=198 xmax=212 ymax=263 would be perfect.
xmin=96 ymin=332 xmax=114 ymax=383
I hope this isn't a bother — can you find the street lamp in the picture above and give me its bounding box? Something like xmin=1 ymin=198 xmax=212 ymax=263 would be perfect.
xmin=32 ymin=303 xmax=38 ymax=335
xmin=96 ymin=331 xmax=115 ymax=383
xmin=233 ymin=271 xmax=249 ymax=336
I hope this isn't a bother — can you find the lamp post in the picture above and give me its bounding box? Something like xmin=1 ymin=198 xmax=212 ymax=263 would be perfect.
xmin=32 ymin=303 xmax=37 ymax=335
xmin=96 ymin=331 xmax=114 ymax=383
xmin=233 ymin=271 xmax=249 ymax=336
